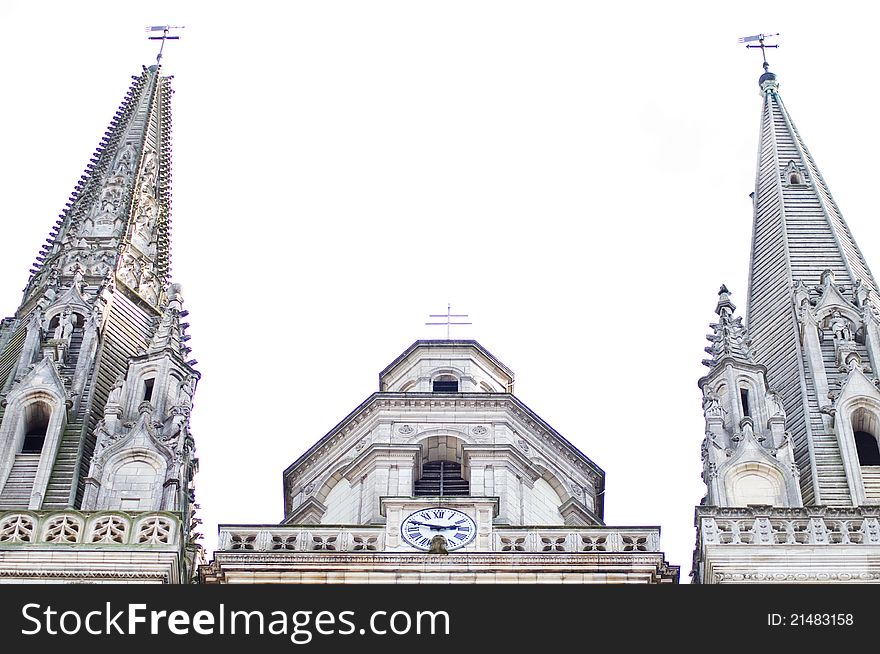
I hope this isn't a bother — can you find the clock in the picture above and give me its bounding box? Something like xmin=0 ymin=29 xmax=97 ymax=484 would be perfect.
xmin=400 ymin=507 xmax=477 ymax=551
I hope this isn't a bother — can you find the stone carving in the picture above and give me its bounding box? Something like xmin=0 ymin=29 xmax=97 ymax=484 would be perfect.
xmin=0 ymin=515 xmax=34 ymax=543
xmin=702 ymin=388 xmax=723 ymax=419
xmin=117 ymin=251 xmax=140 ymax=289
xmin=829 ymin=310 xmax=854 ymax=342
xmin=133 ymin=192 xmax=158 ymax=243
xmin=767 ymin=390 xmax=785 ymax=418
xmin=114 ymin=144 xmax=137 ymax=178
xmin=60 ymin=309 xmax=76 ymax=341
xmin=138 ymin=268 xmax=160 ymax=305
xmin=44 ymin=516 xmax=81 ymax=544
xmin=272 ymin=535 xmax=298 ymax=550
xmin=311 ymin=535 xmax=337 ymax=551
xmin=177 ymin=375 xmax=196 ymax=412
xmin=500 ymin=536 xmax=526 ymax=551
xmin=107 ymin=373 xmax=125 ymax=406
xmin=398 ymin=424 xmax=414 ymax=435
xmin=140 ymin=149 xmax=158 ymax=187
xmin=136 ymin=517 xmax=174 ymax=545
xmin=581 ymin=535 xmax=607 ymax=551
xmin=230 ymin=534 xmax=256 ymax=550
xmin=90 ymin=516 xmax=127 ymax=544
xmin=541 ymin=536 xmax=567 ymax=551
xmin=352 ymin=535 xmax=378 ymax=551
xmin=472 ymin=425 xmax=488 ymax=436
xmin=428 ymin=535 xmax=448 ymax=554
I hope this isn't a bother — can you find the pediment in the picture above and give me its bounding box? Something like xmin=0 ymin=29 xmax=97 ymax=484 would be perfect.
xmin=836 ymin=363 xmax=880 ymax=408
xmin=97 ymin=411 xmax=174 ymax=465
xmin=9 ymin=356 xmax=66 ymax=401
xmin=45 ymin=283 xmax=92 ymax=322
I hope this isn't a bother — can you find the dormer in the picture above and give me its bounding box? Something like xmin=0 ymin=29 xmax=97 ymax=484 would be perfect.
xmin=379 ymin=340 xmax=514 ymax=394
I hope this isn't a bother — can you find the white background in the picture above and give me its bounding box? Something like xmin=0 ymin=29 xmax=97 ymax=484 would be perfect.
xmin=1 ymin=1 xmax=878 ymax=581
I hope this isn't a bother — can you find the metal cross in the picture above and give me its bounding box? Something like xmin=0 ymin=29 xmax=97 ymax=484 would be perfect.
xmin=146 ymin=25 xmax=185 ymax=65
xmin=739 ymin=33 xmax=779 ymax=72
xmin=426 ymin=304 xmax=472 ymax=340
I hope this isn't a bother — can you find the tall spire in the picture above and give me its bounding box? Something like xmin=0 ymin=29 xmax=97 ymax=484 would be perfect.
xmin=19 ymin=63 xmax=174 ymax=317
xmin=742 ymin=60 xmax=879 ymax=504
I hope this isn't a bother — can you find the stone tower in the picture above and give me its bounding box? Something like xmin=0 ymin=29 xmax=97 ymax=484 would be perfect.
xmin=693 ymin=63 xmax=880 ymax=582
xmin=202 ymin=340 xmax=678 ymax=583
xmin=0 ymin=63 xmax=199 ymax=583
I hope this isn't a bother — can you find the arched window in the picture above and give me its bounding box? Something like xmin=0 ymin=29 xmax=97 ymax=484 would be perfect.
xmin=414 ymin=460 xmax=469 ymax=496
xmin=432 ymin=374 xmax=459 ymax=393
xmin=21 ymin=402 xmax=51 ymax=454
xmin=855 ymin=431 xmax=880 ymax=466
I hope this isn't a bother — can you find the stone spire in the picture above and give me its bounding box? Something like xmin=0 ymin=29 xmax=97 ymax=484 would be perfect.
xmin=19 ymin=64 xmax=174 ymax=316
xmin=702 ymin=285 xmax=753 ymax=369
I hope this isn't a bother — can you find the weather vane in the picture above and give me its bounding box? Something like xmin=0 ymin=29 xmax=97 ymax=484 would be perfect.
xmin=146 ymin=25 xmax=185 ymax=65
xmin=739 ymin=33 xmax=779 ymax=72
xmin=426 ymin=304 xmax=472 ymax=340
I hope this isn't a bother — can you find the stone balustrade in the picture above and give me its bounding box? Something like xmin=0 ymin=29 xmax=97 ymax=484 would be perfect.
xmin=218 ymin=525 xmax=661 ymax=553
xmin=697 ymin=506 xmax=880 ymax=546
xmin=0 ymin=510 xmax=180 ymax=547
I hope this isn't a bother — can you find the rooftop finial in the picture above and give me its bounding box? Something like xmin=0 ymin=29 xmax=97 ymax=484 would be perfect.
xmin=740 ymin=32 xmax=780 ymax=72
xmin=146 ymin=25 xmax=184 ymax=65
xmin=426 ymin=304 xmax=472 ymax=340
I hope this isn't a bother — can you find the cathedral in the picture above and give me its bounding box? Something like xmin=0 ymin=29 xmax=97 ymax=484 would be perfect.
xmin=692 ymin=60 xmax=880 ymax=582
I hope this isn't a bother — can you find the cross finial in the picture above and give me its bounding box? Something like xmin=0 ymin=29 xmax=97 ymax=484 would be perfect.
xmin=739 ymin=33 xmax=779 ymax=72
xmin=426 ymin=304 xmax=472 ymax=340
xmin=146 ymin=25 xmax=184 ymax=65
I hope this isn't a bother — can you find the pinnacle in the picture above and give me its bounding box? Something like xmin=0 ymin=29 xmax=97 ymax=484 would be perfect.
xmin=703 ymin=286 xmax=753 ymax=369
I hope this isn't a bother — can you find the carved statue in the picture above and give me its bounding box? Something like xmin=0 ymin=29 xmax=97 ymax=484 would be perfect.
xmin=117 ymin=252 xmax=139 ymax=289
xmin=52 ymin=309 xmax=68 ymax=340
xmin=114 ymin=145 xmax=136 ymax=177
xmin=107 ymin=373 xmax=125 ymax=406
xmin=141 ymin=150 xmax=158 ymax=186
xmin=177 ymin=375 xmax=196 ymax=410
xmin=133 ymin=194 xmax=158 ymax=242
xmin=428 ymin=535 xmax=448 ymax=555
xmin=139 ymin=268 xmax=159 ymax=305
xmin=60 ymin=310 xmax=76 ymax=341
xmin=767 ymin=390 xmax=786 ymax=419
xmin=830 ymin=310 xmax=853 ymax=342
xmin=99 ymin=184 xmax=122 ymax=215
xmin=702 ymin=389 xmax=723 ymax=419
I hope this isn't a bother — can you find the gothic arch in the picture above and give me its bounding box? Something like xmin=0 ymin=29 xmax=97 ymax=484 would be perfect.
xmin=95 ymin=448 xmax=167 ymax=511
xmin=0 ymin=366 xmax=68 ymax=509
xmin=834 ymin=378 xmax=880 ymax=505
xmin=724 ymin=462 xmax=785 ymax=506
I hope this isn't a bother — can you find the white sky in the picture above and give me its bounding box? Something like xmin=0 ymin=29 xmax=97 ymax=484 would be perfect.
xmin=2 ymin=1 xmax=879 ymax=581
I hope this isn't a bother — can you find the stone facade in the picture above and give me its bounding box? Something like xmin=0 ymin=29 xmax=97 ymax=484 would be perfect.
xmin=203 ymin=341 xmax=678 ymax=584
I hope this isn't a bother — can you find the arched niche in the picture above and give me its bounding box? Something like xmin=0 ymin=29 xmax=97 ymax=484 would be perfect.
xmin=725 ymin=462 xmax=784 ymax=506
xmin=95 ymin=450 xmax=167 ymax=511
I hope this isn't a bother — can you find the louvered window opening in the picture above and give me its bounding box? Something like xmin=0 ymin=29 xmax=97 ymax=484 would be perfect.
xmin=414 ymin=461 xmax=469 ymax=496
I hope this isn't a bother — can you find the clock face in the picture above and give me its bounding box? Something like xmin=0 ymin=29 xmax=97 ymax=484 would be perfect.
xmin=400 ymin=507 xmax=477 ymax=551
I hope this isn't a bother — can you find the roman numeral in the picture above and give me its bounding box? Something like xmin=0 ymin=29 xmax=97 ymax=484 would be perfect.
xmin=456 ymin=525 xmax=470 ymax=532
xmin=454 ymin=532 xmax=468 ymax=540
xmin=419 ymin=512 xmax=431 ymax=520
xmin=454 ymin=519 xmax=467 ymax=525
xmin=418 ymin=537 xmax=430 ymax=546
xmin=432 ymin=510 xmax=445 ymax=519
